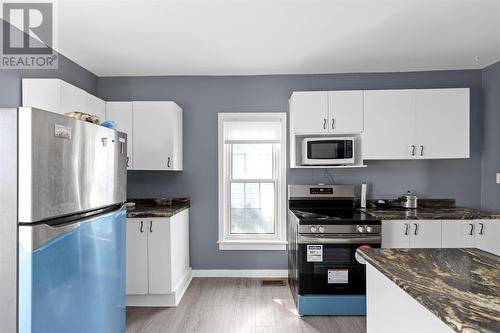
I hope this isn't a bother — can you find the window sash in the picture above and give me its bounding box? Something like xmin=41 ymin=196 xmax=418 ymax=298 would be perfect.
xmin=227 ymin=143 xmax=279 ymax=236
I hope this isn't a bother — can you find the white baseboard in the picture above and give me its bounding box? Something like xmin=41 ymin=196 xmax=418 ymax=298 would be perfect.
xmin=192 ymin=269 xmax=288 ymax=278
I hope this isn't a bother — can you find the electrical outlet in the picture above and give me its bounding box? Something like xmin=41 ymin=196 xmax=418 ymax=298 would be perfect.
xmin=497 ymin=173 xmax=500 ymax=184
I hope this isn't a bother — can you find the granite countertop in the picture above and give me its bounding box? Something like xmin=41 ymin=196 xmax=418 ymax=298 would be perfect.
xmin=359 ymin=199 xmax=500 ymax=220
xmin=360 ymin=207 xmax=500 ymax=220
xmin=126 ymin=198 xmax=190 ymax=218
xmin=357 ymin=248 xmax=500 ymax=333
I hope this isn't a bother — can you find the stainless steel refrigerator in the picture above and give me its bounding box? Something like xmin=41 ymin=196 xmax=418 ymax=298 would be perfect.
xmin=0 ymin=107 xmax=128 ymax=333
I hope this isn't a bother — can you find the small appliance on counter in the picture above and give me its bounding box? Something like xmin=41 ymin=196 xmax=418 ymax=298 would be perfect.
xmin=288 ymin=185 xmax=381 ymax=316
xmin=301 ymin=137 xmax=354 ymax=165
xmin=398 ymin=191 xmax=418 ymax=209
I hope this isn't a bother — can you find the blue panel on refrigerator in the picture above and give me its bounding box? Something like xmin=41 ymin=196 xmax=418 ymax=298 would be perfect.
xmin=19 ymin=209 xmax=126 ymax=333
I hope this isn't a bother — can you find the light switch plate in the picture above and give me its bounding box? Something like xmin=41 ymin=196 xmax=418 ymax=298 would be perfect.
xmin=497 ymin=173 xmax=500 ymax=184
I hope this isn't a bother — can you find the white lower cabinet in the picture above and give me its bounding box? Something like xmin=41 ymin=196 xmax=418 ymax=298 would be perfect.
xmin=409 ymin=220 xmax=442 ymax=248
xmin=442 ymin=219 xmax=500 ymax=256
xmin=441 ymin=220 xmax=476 ymax=248
xmin=384 ymin=219 xmax=499 ymax=256
xmin=475 ymin=220 xmax=500 ymax=256
xmin=382 ymin=220 xmax=441 ymax=248
xmin=125 ymin=209 xmax=191 ymax=306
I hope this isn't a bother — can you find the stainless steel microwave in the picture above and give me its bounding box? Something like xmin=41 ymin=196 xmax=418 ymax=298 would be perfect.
xmin=301 ymin=137 xmax=355 ymax=165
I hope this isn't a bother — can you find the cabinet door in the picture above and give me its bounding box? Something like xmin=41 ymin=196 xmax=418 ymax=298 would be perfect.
xmin=362 ymin=90 xmax=416 ymax=159
xmin=381 ymin=220 xmax=410 ymax=248
xmin=328 ymin=91 xmax=363 ymax=133
xmin=106 ymin=102 xmax=134 ymax=169
xmin=289 ymin=91 xmax=329 ymax=134
xmin=126 ymin=219 xmax=149 ymax=295
xmin=86 ymin=93 xmax=106 ymax=121
xmin=22 ymin=79 xmax=61 ymax=114
xmin=133 ymin=102 xmax=174 ymax=170
xmin=441 ymin=220 xmax=475 ymax=248
xmin=415 ymin=88 xmax=469 ymax=159
xmin=475 ymin=220 xmax=500 ymax=256
xmin=147 ymin=218 xmax=172 ymax=294
xmin=410 ymin=220 xmax=441 ymax=248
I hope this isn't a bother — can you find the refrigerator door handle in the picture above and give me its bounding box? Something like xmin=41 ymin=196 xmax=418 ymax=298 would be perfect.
xmin=19 ymin=205 xmax=126 ymax=252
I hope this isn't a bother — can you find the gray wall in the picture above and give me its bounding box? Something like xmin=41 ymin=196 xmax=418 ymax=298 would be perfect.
xmin=481 ymin=61 xmax=500 ymax=211
xmin=98 ymin=70 xmax=483 ymax=270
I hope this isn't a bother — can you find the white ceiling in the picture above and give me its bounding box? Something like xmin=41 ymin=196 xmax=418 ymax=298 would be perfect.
xmin=56 ymin=0 xmax=500 ymax=76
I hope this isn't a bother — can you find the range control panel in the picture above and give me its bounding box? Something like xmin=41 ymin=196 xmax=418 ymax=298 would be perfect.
xmin=310 ymin=187 xmax=333 ymax=195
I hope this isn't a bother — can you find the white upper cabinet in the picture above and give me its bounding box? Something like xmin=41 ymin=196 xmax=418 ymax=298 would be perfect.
xmin=362 ymin=88 xmax=470 ymax=160
xmin=415 ymin=88 xmax=470 ymax=159
xmin=289 ymin=91 xmax=363 ymax=134
xmin=22 ymin=79 xmax=106 ymax=120
xmin=328 ymin=91 xmax=363 ymax=133
xmin=289 ymin=91 xmax=329 ymax=134
xmin=133 ymin=101 xmax=183 ymax=171
xmin=362 ymin=90 xmax=416 ymax=159
xmin=106 ymin=102 xmax=134 ymax=169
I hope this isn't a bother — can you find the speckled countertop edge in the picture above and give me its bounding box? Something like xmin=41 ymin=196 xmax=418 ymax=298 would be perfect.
xmin=358 ymin=248 xmax=500 ymax=333
xmin=126 ymin=198 xmax=190 ymax=218
xmin=359 ymin=207 xmax=500 ymax=220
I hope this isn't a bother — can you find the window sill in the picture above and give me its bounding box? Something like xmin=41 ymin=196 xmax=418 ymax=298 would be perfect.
xmin=218 ymin=240 xmax=287 ymax=251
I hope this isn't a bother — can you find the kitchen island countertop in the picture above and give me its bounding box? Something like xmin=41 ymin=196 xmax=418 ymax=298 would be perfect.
xmin=357 ymin=248 xmax=500 ymax=333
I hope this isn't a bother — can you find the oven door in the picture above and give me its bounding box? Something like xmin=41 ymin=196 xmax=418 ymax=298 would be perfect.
xmin=297 ymin=234 xmax=380 ymax=295
xmin=301 ymin=138 xmax=354 ymax=165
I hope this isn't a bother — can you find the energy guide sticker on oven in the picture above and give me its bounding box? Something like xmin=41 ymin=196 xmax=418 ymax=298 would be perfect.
xmin=307 ymin=245 xmax=323 ymax=262
xmin=328 ymin=269 xmax=348 ymax=284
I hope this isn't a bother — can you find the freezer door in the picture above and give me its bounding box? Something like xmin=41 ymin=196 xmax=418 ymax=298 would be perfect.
xmin=18 ymin=207 xmax=126 ymax=333
xmin=18 ymin=107 xmax=127 ymax=223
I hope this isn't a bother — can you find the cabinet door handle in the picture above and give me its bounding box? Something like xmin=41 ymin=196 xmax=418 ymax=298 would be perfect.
xmin=411 ymin=145 xmax=416 ymax=156
xmin=323 ymin=118 xmax=327 ymax=130
xmin=413 ymin=223 xmax=419 ymax=236
xmin=331 ymin=118 xmax=335 ymax=130
xmin=167 ymin=157 xmax=171 ymax=168
xmin=420 ymin=145 xmax=424 ymax=156
xmin=149 ymin=221 xmax=153 ymax=232
xmin=404 ymin=223 xmax=409 ymax=235
xmin=468 ymin=223 xmax=474 ymax=236
xmin=140 ymin=221 xmax=144 ymax=233
xmin=478 ymin=223 xmax=484 ymax=235
xmin=126 ymin=156 xmax=130 ymax=167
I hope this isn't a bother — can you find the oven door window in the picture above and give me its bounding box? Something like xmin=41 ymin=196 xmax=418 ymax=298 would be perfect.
xmin=298 ymin=243 xmax=380 ymax=295
xmin=307 ymin=140 xmax=345 ymax=159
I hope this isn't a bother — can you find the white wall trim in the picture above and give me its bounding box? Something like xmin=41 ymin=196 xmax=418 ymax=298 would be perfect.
xmin=192 ymin=269 xmax=288 ymax=278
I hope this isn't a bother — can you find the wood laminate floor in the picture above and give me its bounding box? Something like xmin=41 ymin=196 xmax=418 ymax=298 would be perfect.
xmin=126 ymin=278 xmax=367 ymax=333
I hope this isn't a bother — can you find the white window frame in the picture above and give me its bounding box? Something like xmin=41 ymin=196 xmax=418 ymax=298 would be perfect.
xmin=218 ymin=112 xmax=287 ymax=251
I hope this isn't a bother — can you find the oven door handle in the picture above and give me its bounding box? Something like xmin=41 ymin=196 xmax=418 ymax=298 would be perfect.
xmin=298 ymin=235 xmax=381 ymax=244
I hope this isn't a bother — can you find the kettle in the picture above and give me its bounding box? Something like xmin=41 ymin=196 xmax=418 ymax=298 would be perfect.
xmin=399 ymin=191 xmax=418 ymax=209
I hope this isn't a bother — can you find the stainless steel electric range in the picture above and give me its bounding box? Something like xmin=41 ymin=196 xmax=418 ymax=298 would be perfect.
xmin=288 ymin=185 xmax=381 ymax=316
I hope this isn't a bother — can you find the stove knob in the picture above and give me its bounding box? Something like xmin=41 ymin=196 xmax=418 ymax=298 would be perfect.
xmin=318 ymin=226 xmax=325 ymax=233
xmin=366 ymin=226 xmax=373 ymax=233
xmin=357 ymin=225 xmax=365 ymax=233
xmin=310 ymin=226 xmax=317 ymax=233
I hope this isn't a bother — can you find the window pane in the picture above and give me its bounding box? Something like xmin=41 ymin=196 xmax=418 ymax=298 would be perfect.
xmin=232 ymin=144 xmax=273 ymax=179
xmin=230 ymin=182 xmax=275 ymax=234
